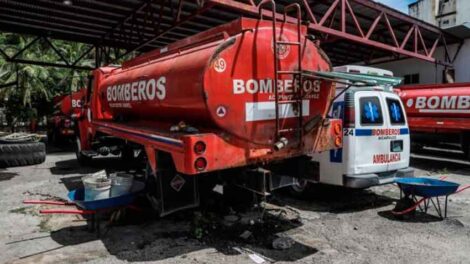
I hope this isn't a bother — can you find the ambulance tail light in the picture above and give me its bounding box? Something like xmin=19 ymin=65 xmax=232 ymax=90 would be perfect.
xmin=335 ymin=136 xmax=342 ymax=147
xmin=343 ymin=93 xmax=355 ymax=128
xmin=334 ymin=123 xmax=342 ymax=135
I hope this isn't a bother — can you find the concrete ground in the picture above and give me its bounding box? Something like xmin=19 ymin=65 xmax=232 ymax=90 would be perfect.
xmin=1 ymin=145 xmax=470 ymax=264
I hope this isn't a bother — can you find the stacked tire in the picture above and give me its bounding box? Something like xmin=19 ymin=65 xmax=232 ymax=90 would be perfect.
xmin=0 ymin=142 xmax=46 ymax=168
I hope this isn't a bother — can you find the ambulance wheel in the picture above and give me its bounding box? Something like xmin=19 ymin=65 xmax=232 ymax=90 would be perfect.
xmin=75 ymin=136 xmax=91 ymax=166
xmin=289 ymin=178 xmax=311 ymax=198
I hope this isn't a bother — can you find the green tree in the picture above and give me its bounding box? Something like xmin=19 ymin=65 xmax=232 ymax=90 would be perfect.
xmin=0 ymin=33 xmax=93 ymax=131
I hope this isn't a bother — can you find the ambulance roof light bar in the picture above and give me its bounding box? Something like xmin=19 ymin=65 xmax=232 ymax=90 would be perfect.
xmin=303 ymin=70 xmax=403 ymax=87
xmin=303 ymin=70 xmax=403 ymax=113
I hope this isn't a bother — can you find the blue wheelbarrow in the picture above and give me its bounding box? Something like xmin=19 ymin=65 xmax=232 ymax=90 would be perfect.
xmin=392 ymin=177 xmax=470 ymax=219
xmin=24 ymin=181 xmax=145 ymax=236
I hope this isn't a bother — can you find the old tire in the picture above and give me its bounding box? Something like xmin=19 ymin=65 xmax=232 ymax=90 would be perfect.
xmin=0 ymin=142 xmax=46 ymax=168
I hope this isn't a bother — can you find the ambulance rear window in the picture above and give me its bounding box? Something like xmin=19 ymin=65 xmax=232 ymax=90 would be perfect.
xmin=386 ymin=98 xmax=405 ymax=125
xmin=360 ymin=97 xmax=383 ymax=126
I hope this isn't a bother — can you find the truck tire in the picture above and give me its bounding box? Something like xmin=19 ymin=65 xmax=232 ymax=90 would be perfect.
xmin=75 ymin=136 xmax=92 ymax=165
xmin=289 ymin=178 xmax=311 ymax=198
xmin=0 ymin=142 xmax=46 ymax=168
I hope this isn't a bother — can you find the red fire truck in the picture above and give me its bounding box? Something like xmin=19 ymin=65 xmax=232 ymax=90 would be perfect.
xmin=396 ymin=82 xmax=470 ymax=158
xmin=47 ymin=88 xmax=86 ymax=143
xmin=75 ymin=15 xmax=345 ymax=215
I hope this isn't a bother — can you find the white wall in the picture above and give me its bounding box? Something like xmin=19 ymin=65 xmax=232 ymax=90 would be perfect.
xmin=457 ymin=0 xmax=470 ymax=24
xmin=409 ymin=0 xmax=437 ymax=25
xmin=371 ymin=39 xmax=470 ymax=84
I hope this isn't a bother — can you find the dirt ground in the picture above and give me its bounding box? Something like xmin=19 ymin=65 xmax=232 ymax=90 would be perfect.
xmin=1 ymin=144 xmax=470 ymax=264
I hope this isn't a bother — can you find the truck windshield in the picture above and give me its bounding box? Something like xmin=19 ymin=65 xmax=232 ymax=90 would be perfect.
xmin=360 ymin=96 xmax=383 ymax=126
xmin=386 ymin=98 xmax=405 ymax=125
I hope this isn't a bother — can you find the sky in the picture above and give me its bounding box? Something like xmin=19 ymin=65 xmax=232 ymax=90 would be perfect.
xmin=374 ymin=0 xmax=417 ymax=14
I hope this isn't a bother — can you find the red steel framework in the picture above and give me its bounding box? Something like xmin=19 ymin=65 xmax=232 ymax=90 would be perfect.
xmin=0 ymin=0 xmax=461 ymax=68
xmin=203 ymin=0 xmax=454 ymax=64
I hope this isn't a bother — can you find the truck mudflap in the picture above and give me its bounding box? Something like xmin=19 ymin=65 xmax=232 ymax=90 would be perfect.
xmin=343 ymin=168 xmax=414 ymax=189
xmin=149 ymin=171 xmax=199 ymax=217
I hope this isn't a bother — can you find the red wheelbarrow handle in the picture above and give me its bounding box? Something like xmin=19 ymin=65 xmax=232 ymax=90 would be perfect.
xmin=23 ymin=200 xmax=75 ymax=206
xmin=392 ymin=197 xmax=426 ymax=216
xmin=455 ymin=185 xmax=470 ymax=194
xmin=39 ymin=209 xmax=96 ymax=215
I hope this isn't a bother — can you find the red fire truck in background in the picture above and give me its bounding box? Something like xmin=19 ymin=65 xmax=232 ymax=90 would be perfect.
xmin=47 ymin=88 xmax=86 ymax=143
xmin=396 ymin=82 xmax=470 ymax=158
xmin=75 ymin=16 xmax=344 ymax=216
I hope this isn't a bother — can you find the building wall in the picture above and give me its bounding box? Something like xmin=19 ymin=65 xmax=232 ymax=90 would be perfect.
xmin=372 ymin=39 xmax=470 ymax=84
xmin=457 ymin=0 xmax=470 ymax=24
xmin=372 ymin=0 xmax=470 ymax=85
xmin=409 ymin=0 xmax=469 ymax=27
xmin=409 ymin=0 xmax=438 ymax=25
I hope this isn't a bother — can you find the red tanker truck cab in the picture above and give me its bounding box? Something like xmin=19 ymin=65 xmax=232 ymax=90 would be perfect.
xmin=396 ymin=82 xmax=470 ymax=159
xmin=76 ymin=17 xmax=342 ymax=215
xmin=47 ymin=88 xmax=86 ymax=143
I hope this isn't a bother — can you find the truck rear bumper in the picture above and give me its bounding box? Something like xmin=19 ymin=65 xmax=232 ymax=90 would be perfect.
xmin=343 ymin=168 xmax=414 ymax=189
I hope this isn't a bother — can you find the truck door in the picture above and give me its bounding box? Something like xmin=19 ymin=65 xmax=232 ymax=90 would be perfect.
xmin=352 ymin=91 xmax=389 ymax=174
xmin=384 ymin=94 xmax=409 ymax=171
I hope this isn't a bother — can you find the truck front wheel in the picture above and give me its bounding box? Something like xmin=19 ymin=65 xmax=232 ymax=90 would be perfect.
xmin=75 ymin=136 xmax=91 ymax=165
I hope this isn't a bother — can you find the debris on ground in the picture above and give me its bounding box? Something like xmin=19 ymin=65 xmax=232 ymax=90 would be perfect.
xmin=239 ymin=230 xmax=252 ymax=240
xmin=248 ymin=253 xmax=266 ymax=263
xmin=272 ymin=236 xmax=295 ymax=250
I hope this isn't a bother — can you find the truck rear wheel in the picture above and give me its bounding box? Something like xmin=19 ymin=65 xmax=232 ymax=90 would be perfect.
xmin=289 ymin=178 xmax=311 ymax=198
xmin=75 ymin=136 xmax=92 ymax=165
xmin=0 ymin=142 xmax=46 ymax=168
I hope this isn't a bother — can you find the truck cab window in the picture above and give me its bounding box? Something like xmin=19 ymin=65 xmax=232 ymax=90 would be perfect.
xmin=360 ymin=96 xmax=383 ymax=126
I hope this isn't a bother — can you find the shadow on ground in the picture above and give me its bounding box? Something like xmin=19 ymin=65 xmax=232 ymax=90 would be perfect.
xmin=272 ymin=184 xmax=395 ymax=214
xmin=41 ymin=183 xmax=397 ymax=262
xmin=377 ymin=210 xmax=443 ymax=223
xmin=0 ymin=170 xmax=19 ymax=181
xmin=47 ymin=201 xmax=316 ymax=262
xmin=41 ymin=146 xmax=397 ymax=262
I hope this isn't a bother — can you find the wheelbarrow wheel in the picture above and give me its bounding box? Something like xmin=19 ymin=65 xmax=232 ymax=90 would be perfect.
xmin=392 ymin=196 xmax=416 ymax=219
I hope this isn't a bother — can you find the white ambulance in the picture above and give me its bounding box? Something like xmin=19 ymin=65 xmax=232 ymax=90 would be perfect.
xmin=293 ymin=65 xmax=414 ymax=192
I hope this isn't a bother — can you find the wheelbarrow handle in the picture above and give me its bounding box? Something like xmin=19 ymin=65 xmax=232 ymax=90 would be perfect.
xmin=455 ymin=184 xmax=470 ymax=194
xmin=23 ymin=200 xmax=75 ymax=206
xmin=39 ymin=209 xmax=96 ymax=215
xmin=392 ymin=197 xmax=426 ymax=216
